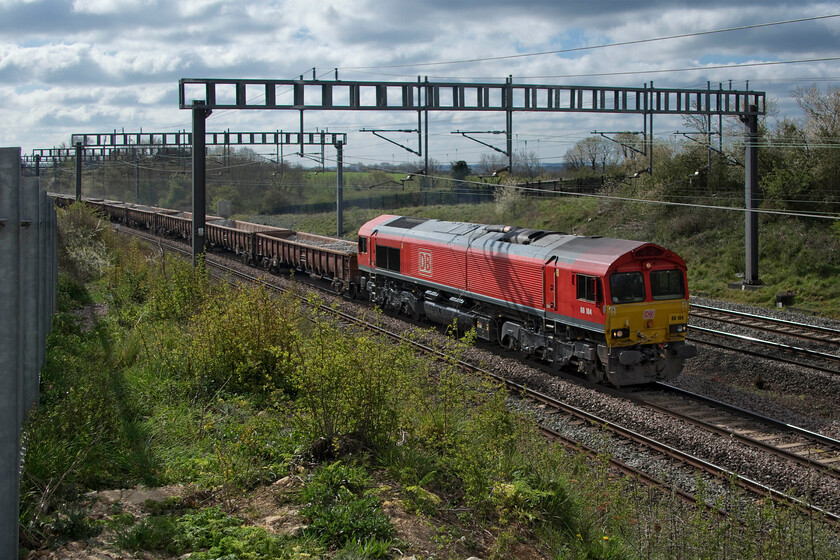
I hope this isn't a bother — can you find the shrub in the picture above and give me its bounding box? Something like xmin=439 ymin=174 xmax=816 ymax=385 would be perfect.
xmin=293 ymin=307 xmax=415 ymax=450
xmin=117 ymin=507 xmax=298 ymax=559
xmin=56 ymin=203 xmax=115 ymax=283
xmin=147 ymin=254 xmax=210 ymax=322
xmin=300 ymin=462 xmax=394 ymax=550
xmin=186 ymin=284 xmax=301 ymax=394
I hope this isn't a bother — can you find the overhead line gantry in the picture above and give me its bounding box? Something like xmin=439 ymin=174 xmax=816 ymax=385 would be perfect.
xmin=179 ymin=76 xmax=766 ymax=284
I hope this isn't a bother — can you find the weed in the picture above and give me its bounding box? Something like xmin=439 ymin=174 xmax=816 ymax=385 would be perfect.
xmin=300 ymin=462 xmax=394 ymax=548
xmin=335 ymin=537 xmax=394 ymax=559
xmin=56 ymin=203 xmax=115 ymax=283
xmin=187 ymin=283 xmax=301 ymax=394
xmin=293 ymin=308 xmax=416 ymax=451
xmin=117 ymin=506 xmax=304 ymax=559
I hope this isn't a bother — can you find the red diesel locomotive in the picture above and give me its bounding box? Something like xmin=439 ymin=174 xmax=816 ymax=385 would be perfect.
xmin=357 ymin=215 xmax=696 ymax=386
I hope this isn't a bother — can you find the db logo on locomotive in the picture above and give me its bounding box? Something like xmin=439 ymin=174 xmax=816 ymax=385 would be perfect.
xmin=418 ymin=250 xmax=433 ymax=277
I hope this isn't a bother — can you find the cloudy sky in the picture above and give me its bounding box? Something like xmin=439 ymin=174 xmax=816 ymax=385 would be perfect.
xmin=2 ymin=0 xmax=839 ymax=168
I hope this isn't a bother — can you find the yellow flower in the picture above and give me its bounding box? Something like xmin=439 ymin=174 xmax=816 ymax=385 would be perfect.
xmin=603 ymin=536 xmax=609 ymax=541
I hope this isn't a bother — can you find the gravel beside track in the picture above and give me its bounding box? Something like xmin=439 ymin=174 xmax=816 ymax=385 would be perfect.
xmin=684 ymin=296 xmax=840 ymax=437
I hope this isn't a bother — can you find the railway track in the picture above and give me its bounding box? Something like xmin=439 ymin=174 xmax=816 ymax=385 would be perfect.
xmin=688 ymin=304 xmax=840 ymax=375
xmin=627 ymin=383 xmax=840 ymax=478
xmin=117 ymin=226 xmax=840 ymax=527
xmin=691 ymin=303 xmax=840 ymax=346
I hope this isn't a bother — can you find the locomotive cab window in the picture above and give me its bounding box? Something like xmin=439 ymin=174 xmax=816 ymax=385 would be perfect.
xmin=651 ymin=269 xmax=685 ymax=300
xmin=610 ymin=272 xmax=645 ymax=303
xmin=358 ymin=236 xmax=368 ymax=254
xmin=575 ymin=274 xmax=598 ymax=303
xmin=375 ymin=244 xmax=401 ymax=273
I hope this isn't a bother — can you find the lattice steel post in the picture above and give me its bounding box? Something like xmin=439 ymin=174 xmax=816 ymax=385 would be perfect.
xmin=336 ymin=140 xmax=344 ymax=237
xmin=74 ymin=141 xmax=82 ymax=202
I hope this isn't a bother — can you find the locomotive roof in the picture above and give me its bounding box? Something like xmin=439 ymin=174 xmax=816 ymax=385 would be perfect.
xmin=361 ymin=215 xmax=680 ymax=273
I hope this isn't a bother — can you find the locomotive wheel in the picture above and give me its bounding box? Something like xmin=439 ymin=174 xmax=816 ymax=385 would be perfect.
xmin=583 ymin=362 xmax=603 ymax=384
xmin=503 ymin=335 xmax=519 ymax=351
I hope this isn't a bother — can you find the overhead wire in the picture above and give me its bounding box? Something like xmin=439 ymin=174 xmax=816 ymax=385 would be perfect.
xmin=47 ymin=14 xmax=840 ymax=220
xmin=61 ymin=147 xmax=840 ymax=219
xmin=340 ymin=14 xmax=840 ymax=70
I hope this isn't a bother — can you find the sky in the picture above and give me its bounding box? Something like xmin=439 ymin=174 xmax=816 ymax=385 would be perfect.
xmin=2 ymin=0 xmax=839 ymax=169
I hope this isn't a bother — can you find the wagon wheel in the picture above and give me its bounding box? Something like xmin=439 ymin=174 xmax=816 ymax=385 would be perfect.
xmin=241 ymin=251 xmax=251 ymax=265
xmin=261 ymin=257 xmax=271 ymax=271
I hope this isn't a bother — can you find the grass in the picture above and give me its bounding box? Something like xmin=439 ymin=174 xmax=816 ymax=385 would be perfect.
xmin=18 ymin=201 xmax=840 ymax=558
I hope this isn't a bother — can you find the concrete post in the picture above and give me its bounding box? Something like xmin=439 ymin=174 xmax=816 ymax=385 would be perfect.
xmin=0 ymin=147 xmax=22 ymax=558
xmin=20 ymin=177 xmax=39 ymax=417
xmin=38 ymin=189 xmax=47 ymax=373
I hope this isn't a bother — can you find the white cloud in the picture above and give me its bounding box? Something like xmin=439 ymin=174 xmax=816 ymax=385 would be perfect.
xmin=72 ymin=0 xmax=153 ymax=15
xmin=0 ymin=0 xmax=836 ymax=160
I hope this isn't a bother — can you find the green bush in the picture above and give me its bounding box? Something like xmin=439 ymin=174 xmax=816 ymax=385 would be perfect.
xmin=300 ymin=462 xmax=394 ymax=550
xmin=117 ymin=507 xmax=302 ymax=559
xmin=56 ymin=202 xmax=115 ymax=283
xmin=293 ymin=307 xmax=415 ymax=450
xmin=147 ymin=253 xmax=210 ymax=322
xmin=186 ymin=283 xmax=301 ymax=394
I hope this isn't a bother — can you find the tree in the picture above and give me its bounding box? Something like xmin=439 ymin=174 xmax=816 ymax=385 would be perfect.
xmin=563 ymin=137 xmax=618 ymax=173
xmin=512 ymin=150 xmax=543 ymax=179
xmin=474 ymin=153 xmax=509 ymax=177
xmin=794 ymin=85 xmax=840 ymax=139
xmin=450 ymin=160 xmax=471 ymax=181
xmin=793 ymin=85 xmax=840 ymax=201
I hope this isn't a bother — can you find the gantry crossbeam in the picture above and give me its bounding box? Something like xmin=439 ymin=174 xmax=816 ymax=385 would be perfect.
xmin=179 ymin=78 xmax=765 ymax=116
xmin=69 ymin=130 xmax=346 ymax=148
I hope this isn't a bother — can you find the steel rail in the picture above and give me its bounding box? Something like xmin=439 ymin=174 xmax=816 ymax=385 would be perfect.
xmin=691 ymin=303 xmax=840 ymax=343
xmin=688 ymin=326 xmax=840 ymax=376
xmin=619 ymin=385 xmax=840 ymax=482
xmin=656 ymin=382 xmax=840 ymax=451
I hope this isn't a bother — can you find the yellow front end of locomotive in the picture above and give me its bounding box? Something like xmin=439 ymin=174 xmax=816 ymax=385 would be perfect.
xmin=604 ymin=299 xmax=690 ymax=349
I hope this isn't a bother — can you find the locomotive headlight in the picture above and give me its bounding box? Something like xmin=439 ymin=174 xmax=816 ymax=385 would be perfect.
xmin=669 ymin=323 xmax=687 ymax=334
xmin=611 ymin=328 xmax=629 ymax=339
